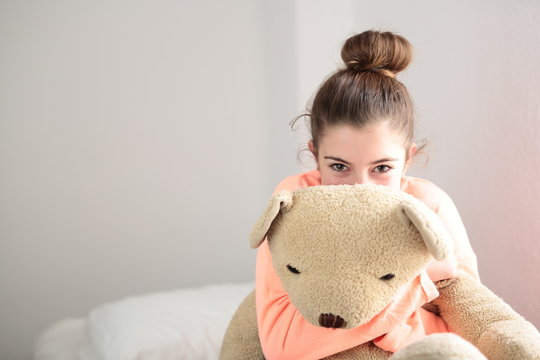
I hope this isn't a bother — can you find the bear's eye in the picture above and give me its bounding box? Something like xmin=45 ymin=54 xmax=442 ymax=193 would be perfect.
xmin=380 ymin=273 xmax=395 ymax=281
xmin=287 ymin=265 xmax=301 ymax=274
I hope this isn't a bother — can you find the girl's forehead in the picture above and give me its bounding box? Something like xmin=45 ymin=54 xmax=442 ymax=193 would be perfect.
xmin=318 ymin=123 xmax=407 ymax=154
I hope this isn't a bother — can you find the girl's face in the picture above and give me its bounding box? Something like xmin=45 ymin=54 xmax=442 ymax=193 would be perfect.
xmin=310 ymin=122 xmax=415 ymax=189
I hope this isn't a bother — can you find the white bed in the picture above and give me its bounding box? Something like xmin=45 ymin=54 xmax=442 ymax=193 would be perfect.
xmin=33 ymin=282 xmax=253 ymax=360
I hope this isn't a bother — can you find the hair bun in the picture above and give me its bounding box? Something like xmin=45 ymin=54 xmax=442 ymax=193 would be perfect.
xmin=341 ymin=30 xmax=413 ymax=77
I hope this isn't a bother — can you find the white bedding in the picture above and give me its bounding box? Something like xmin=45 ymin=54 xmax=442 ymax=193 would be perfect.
xmin=34 ymin=282 xmax=253 ymax=360
xmin=34 ymin=318 xmax=87 ymax=360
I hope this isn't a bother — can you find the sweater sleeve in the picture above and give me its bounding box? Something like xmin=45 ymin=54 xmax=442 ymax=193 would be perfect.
xmin=435 ymin=189 xmax=480 ymax=281
xmin=402 ymin=177 xmax=480 ymax=282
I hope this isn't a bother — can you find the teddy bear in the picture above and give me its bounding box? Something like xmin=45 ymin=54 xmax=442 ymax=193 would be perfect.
xmin=220 ymin=184 xmax=540 ymax=360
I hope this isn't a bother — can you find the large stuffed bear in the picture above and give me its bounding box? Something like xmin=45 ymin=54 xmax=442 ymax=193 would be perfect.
xmin=220 ymin=184 xmax=540 ymax=360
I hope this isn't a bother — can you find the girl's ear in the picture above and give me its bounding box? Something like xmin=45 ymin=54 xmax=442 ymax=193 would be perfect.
xmin=249 ymin=191 xmax=293 ymax=248
xmin=308 ymin=140 xmax=316 ymax=153
xmin=404 ymin=143 xmax=418 ymax=171
xmin=308 ymin=140 xmax=319 ymax=170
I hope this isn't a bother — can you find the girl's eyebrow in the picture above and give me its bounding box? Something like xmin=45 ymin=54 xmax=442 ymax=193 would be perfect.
xmin=324 ymin=156 xmax=399 ymax=165
xmin=370 ymin=158 xmax=399 ymax=165
xmin=324 ymin=156 xmax=351 ymax=165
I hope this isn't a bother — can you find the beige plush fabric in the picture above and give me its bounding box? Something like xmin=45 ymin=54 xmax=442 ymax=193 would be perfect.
xmin=388 ymin=333 xmax=487 ymax=360
xmin=250 ymin=191 xmax=293 ymax=249
xmin=219 ymin=290 xmax=264 ymax=360
xmin=220 ymin=184 xmax=540 ymax=360
xmin=433 ymin=275 xmax=540 ymax=359
xmin=254 ymin=185 xmax=448 ymax=328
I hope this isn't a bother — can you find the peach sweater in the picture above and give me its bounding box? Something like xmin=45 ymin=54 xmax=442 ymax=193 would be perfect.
xmin=255 ymin=170 xmax=479 ymax=359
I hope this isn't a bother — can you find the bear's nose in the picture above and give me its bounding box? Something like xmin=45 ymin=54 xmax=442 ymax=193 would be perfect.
xmin=318 ymin=313 xmax=346 ymax=328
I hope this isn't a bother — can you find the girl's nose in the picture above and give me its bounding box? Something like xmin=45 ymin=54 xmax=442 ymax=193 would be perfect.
xmin=352 ymin=173 xmax=373 ymax=185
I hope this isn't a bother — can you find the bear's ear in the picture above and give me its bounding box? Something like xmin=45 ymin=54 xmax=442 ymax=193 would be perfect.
xmin=398 ymin=201 xmax=454 ymax=261
xmin=249 ymin=190 xmax=293 ymax=249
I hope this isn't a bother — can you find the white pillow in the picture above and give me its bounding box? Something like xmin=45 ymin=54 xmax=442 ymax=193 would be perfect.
xmin=34 ymin=318 xmax=87 ymax=360
xmin=80 ymin=282 xmax=253 ymax=360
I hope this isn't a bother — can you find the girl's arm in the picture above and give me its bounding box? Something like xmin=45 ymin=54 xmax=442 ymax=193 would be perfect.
xmin=435 ymin=190 xmax=480 ymax=281
xmin=405 ymin=177 xmax=480 ymax=282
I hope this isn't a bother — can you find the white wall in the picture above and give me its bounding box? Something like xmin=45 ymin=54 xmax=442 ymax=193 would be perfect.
xmin=292 ymin=0 xmax=357 ymax=169
xmin=0 ymin=1 xmax=298 ymax=359
xmin=1 ymin=1 xmax=539 ymax=359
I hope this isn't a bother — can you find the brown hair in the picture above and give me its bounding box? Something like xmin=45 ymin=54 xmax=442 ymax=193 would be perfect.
xmin=294 ymin=30 xmax=423 ymax=161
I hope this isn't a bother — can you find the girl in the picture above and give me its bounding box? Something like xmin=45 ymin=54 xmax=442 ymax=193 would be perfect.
xmin=255 ymin=30 xmax=480 ymax=359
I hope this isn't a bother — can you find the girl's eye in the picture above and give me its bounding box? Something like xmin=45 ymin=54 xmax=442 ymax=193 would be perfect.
xmin=373 ymin=165 xmax=392 ymax=173
xmin=330 ymin=163 xmax=348 ymax=172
